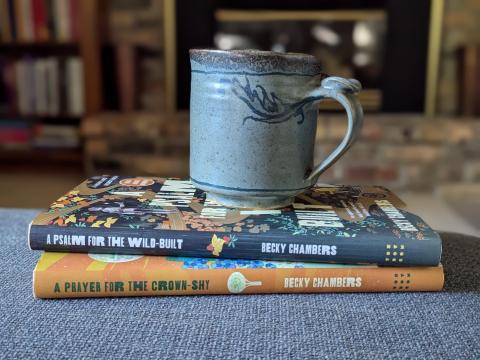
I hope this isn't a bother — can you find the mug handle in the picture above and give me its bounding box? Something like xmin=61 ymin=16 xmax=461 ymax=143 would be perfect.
xmin=305 ymin=76 xmax=364 ymax=185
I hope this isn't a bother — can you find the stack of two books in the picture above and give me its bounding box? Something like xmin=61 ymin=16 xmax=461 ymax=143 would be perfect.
xmin=28 ymin=176 xmax=444 ymax=299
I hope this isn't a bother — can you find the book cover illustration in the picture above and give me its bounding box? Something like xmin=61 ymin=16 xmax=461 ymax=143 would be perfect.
xmin=33 ymin=252 xmax=444 ymax=298
xmin=29 ymin=175 xmax=442 ymax=265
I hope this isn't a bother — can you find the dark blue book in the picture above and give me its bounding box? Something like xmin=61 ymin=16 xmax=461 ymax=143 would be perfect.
xmin=28 ymin=175 xmax=442 ymax=266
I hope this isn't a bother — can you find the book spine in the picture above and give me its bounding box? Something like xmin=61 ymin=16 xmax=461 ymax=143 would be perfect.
xmin=33 ymin=260 xmax=444 ymax=299
xmin=68 ymin=0 xmax=79 ymax=41
xmin=2 ymin=60 xmax=17 ymax=113
xmin=8 ymin=0 xmax=17 ymax=41
xmin=0 ymin=127 xmax=30 ymax=142
xmin=0 ymin=0 xmax=12 ymax=42
xmin=58 ymin=56 xmax=68 ymax=113
xmin=34 ymin=59 xmax=48 ymax=114
xmin=19 ymin=0 xmax=34 ymax=42
xmin=32 ymin=0 xmax=48 ymax=41
xmin=45 ymin=0 xmax=54 ymax=40
xmin=475 ymin=47 xmax=480 ymax=116
xmin=53 ymin=0 xmax=70 ymax=42
xmin=13 ymin=0 xmax=26 ymax=42
xmin=65 ymin=56 xmax=84 ymax=115
xmin=0 ymin=57 xmax=5 ymax=106
xmin=28 ymin=225 xmax=442 ymax=266
xmin=116 ymin=43 xmax=137 ymax=112
xmin=15 ymin=59 xmax=28 ymax=114
xmin=45 ymin=56 xmax=59 ymax=115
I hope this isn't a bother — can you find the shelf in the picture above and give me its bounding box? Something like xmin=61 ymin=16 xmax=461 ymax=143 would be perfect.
xmin=0 ymin=147 xmax=83 ymax=164
xmin=0 ymin=41 xmax=78 ymax=49
xmin=0 ymin=114 xmax=81 ymax=124
xmin=0 ymin=42 xmax=79 ymax=55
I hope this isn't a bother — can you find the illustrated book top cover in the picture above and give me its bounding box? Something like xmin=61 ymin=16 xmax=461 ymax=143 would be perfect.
xmin=28 ymin=175 xmax=442 ymax=266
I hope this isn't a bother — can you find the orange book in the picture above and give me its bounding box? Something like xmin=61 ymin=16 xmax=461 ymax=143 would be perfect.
xmin=33 ymin=252 xmax=444 ymax=299
xmin=16 ymin=0 xmax=34 ymax=42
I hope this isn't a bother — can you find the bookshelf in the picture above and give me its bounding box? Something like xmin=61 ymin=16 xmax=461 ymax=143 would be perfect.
xmin=0 ymin=42 xmax=78 ymax=51
xmin=0 ymin=0 xmax=104 ymax=167
xmin=78 ymin=0 xmax=191 ymax=177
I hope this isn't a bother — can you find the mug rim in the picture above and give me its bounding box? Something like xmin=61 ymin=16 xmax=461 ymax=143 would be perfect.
xmin=189 ymin=48 xmax=318 ymax=61
xmin=189 ymin=48 xmax=323 ymax=75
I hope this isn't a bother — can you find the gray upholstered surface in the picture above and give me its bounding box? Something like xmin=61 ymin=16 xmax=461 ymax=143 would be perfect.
xmin=0 ymin=209 xmax=479 ymax=359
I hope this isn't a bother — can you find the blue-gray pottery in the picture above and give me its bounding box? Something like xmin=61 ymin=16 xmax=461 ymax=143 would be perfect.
xmin=190 ymin=49 xmax=363 ymax=208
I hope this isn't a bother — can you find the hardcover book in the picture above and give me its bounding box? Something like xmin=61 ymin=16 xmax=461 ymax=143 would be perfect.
xmin=28 ymin=175 xmax=442 ymax=266
xmin=33 ymin=252 xmax=444 ymax=298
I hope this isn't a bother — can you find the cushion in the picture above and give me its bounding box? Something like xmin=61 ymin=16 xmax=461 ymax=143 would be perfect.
xmin=0 ymin=209 xmax=478 ymax=358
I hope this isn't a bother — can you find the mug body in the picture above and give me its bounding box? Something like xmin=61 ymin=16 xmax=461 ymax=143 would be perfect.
xmin=190 ymin=49 xmax=325 ymax=208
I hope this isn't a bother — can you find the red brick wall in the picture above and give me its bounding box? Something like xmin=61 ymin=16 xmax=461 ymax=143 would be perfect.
xmin=314 ymin=114 xmax=480 ymax=190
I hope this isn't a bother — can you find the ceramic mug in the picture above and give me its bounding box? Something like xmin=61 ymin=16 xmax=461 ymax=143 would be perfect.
xmin=189 ymin=49 xmax=363 ymax=208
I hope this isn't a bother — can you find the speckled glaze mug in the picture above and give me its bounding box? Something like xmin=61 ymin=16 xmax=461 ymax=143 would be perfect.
xmin=189 ymin=49 xmax=363 ymax=208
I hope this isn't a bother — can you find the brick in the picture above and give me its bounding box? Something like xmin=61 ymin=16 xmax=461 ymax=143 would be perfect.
xmin=81 ymin=116 xmax=108 ymax=136
xmin=383 ymin=124 xmax=428 ymax=143
xmin=402 ymin=164 xmax=438 ymax=191
xmin=341 ymin=142 xmax=380 ymax=162
xmin=313 ymin=142 xmax=337 ymax=160
xmin=344 ymin=165 xmax=399 ymax=182
xmin=315 ymin=116 xmax=329 ymax=141
xmin=84 ymin=139 xmax=109 ymax=156
xmin=360 ymin=120 xmax=384 ymax=140
xmin=327 ymin=118 xmax=348 ymax=141
xmin=463 ymin=161 xmax=480 ymax=181
xmin=382 ymin=145 xmax=442 ymax=163
xmin=420 ymin=122 xmax=446 ymax=143
xmin=314 ymin=165 xmax=341 ymax=184
xmin=437 ymin=165 xmax=464 ymax=182
xmin=444 ymin=121 xmax=475 ymax=143
xmin=472 ymin=121 xmax=480 ymax=138
xmin=444 ymin=12 xmax=470 ymax=27
xmin=322 ymin=115 xmax=387 ymax=142
xmin=462 ymin=143 xmax=480 ymax=159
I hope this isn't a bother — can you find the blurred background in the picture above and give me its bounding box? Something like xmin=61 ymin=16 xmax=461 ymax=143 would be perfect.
xmin=0 ymin=0 xmax=478 ymax=235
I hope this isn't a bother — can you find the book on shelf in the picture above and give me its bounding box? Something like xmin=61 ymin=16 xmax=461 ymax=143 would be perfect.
xmin=32 ymin=123 xmax=79 ymax=148
xmin=1 ymin=58 xmax=18 ymax=113
xmin=28 ymin=176 xmax=442 ymax=266
xmin=32 ymin=0 xmax=49 ymax=42
xmin=53 ymin=0 xmax=71 ymax=42
xmin=69 ymin=0 xmax=79 ymax=42
xmin=33 ymin=58 xmax=48 ymax=114
xmin=0 ymin=118 xmax=31 ymax=148
xmin=0 ymin=0 xmax=12 ymax=42
xmin=0 ymin=55 xmax=84 ymax=117
xmin=116 ymin=43 xmax=137 ymax=112
xmin=45 ymin=56 xmax=59 ymax=115
xmin=65 ymin=56 xmax=84 ymax=116
xmin=0 ymin=0 xmax=78 ymax=43
xmin=7 ymin=0 xmax=17 ymax=41
xmin=12 ymin=0 xmax=24 ymax=42
xmin=0 ymin=57 xmax=7 ymax=111
xmin=15 ymin=57 xmax=35 ymax=115
xmin=32 ymin=252 xmax=444 ymax=299
xmin=18 ymin=0 xmax=35 ymax=42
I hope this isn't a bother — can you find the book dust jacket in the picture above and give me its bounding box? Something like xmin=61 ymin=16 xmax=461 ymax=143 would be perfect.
xmin=29 ymin=175 xmax=442 ymax=266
